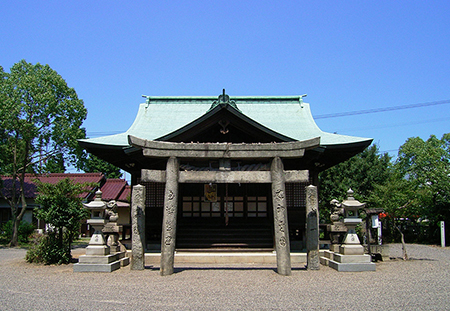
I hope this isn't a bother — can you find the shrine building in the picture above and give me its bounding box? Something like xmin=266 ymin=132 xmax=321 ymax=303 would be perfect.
xmin=79 ymin=91 xmax=372 ymax=275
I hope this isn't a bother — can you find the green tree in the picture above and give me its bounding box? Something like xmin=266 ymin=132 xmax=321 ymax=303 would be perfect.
xmin=370 ymin=134 xmax=450 ymax=247
xmin=0 ymin=60 xmax=87 ymax=246
xmin=396 ymin=134 xmax=450 ymax=223
xmin=79 ymin=153 xmax=122 ymax=179
xmin=27 ymin=178 xmax=91 ymax=264
xmin=319 ymin=144 xmax=392 ymax=220
xmin=369 ymin=172 xmax=420 ymax=258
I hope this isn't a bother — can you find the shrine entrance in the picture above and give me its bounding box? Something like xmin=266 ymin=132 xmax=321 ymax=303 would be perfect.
xmin=177 ymin=183 xmax=273 ymax=249
xmin=79 ymin=92 xmax=373 ymax=275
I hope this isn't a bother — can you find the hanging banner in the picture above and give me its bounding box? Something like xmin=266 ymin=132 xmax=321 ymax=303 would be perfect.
xmin=204 ymin=184 xmax=217 ymax=202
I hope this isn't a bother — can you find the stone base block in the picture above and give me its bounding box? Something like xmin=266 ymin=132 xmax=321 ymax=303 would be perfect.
xmin=78 ymin=254 xmax=119 ymax=264
xmin=329 ymin=244 xmax=340 ymax=253
xmin=73 ymin=261 xmax=120 ymax=273
xmin=109 ymin=246 xmax=121 ymax=253
xmin=328 ymin=260 xmax=376 ymax=272
xmin=322 ymin=250 xmax=333 ymax=259
xmin=112 ymin=251 xmax=129 ymax=266
xmin=86 ymin=245 xmax=110 ymax=256
xmin=320 ymin=256 xmax=330 ymax=266
xmin=120 ymin=256 xmax=130 ymax=267
xmin=144 ymin=251 xmax=309 ymax=265
xmin=333 ymin=253 xmax=372 ymax=263
xmin=339 ymin=244 xmax=364 ymax=255
xmin=320 ymin=250 xmax=376 ymax=271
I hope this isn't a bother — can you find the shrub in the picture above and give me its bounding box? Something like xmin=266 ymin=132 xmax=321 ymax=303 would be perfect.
xmin=26 ymin=230 xmax=72 ymax=264
xmin=1 ymin=220 xmax=35 ymax=243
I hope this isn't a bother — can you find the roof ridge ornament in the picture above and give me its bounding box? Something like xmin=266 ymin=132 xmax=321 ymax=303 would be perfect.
xmin=142 ymin=95 xmax=151 ymax=108
xmin=209 ymin=89 xmax=241 ymax=112
xmin=299 ymin=94 xmax=307 ymax=107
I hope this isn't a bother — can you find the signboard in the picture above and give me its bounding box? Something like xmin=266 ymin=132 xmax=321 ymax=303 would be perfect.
xmin=204 ymin=184 xmax=217 ymax=202
xmin=371 ymin=215 xmax=380 ymax=228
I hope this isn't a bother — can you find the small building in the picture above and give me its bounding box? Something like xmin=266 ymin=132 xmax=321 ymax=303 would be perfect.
xmin=79 ymin=92 xmax=372 ymax=253
xmin=0 ymin=173 xmax=130 ymax=236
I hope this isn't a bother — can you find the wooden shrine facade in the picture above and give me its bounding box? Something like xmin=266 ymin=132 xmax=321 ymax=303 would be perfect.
xmin=129 ymin=136 xmax=321 ymax=275
xmin=78 ymin=92 xmax=373 ymax=275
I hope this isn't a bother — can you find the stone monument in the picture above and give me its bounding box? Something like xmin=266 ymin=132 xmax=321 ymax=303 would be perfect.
xmin=131 ymin=184 xmax=146 ymax=270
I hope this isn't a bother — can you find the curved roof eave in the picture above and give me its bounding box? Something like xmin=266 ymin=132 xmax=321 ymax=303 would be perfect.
xmin=78 ymin=96 xmax=372 ymax=149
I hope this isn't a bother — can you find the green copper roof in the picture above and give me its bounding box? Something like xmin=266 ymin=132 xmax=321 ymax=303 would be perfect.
xmin=79 ymin=95 xmax=372 ymax=148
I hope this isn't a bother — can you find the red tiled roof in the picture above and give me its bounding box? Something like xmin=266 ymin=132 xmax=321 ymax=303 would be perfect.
xmin=1 ymin=179 xmax=37 ymax=199
xmin=29 ymin=173 xmax=104 ymax=185
xmin=118 ymin=185 xmax=131 ymax=202
xmin=100 ymin=179 xmax=128 ymax=201
xmin=1 ymin=173 xmax=105 ymax=199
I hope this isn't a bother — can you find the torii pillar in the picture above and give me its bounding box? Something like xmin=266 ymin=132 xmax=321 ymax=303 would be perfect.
xmin=160 ymin=157 xmax=180 ymax=276
xmin=271 ymin=157 xmax=291 ymax=276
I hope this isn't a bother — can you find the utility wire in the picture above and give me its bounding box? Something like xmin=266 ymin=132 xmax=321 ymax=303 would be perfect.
xmin=334 ymin=116 xmax=450 ymax=133
xmin=315 ymin=99 xmax=450 ymax=119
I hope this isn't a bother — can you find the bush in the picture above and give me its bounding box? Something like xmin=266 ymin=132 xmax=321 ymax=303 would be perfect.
xmin=1 ymin=220 xmax=35 ymax=243
xmin=26 ymin=231 xmax=72 ymax=264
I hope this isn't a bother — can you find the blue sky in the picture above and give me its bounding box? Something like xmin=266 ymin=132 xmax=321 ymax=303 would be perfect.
xmin=2 ymin=1 xmax=449 ymax=160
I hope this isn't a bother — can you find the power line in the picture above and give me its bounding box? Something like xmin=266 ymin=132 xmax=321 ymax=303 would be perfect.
xmin=315 ymin=99 xmax=450 ymax=119
xmin=333 ymin=116 xmax=450 ymax=133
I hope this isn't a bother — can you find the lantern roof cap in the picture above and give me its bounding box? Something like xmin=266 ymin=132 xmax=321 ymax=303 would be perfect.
xmin=341 ymin=189 xmax=366 ymax=209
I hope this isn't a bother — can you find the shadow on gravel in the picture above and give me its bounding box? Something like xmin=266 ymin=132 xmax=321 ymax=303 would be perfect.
xmin=389 ymin=257 xmax=437 ymax=261
xmin=141 ymin=266 xmax=308 ymax=274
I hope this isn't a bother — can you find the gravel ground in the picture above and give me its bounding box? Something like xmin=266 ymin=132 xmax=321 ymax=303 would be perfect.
xmin=0 ymin=244 xmax=449 ymax=310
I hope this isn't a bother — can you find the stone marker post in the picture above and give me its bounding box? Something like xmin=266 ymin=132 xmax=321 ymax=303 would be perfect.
xmin=160 ymin=157 xmax=180 ymax=276
xmin=271 ymin=157 xmax=291 ymax=276
xmin=131 ymin=184 xmax=146 ymax=270
xmin=306 ymin=185 xmax=320 ymax=270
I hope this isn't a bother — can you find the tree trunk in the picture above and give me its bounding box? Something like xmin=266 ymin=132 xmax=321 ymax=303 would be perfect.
xmin=396 ymin=225 xmax=409 ymax=260
xmin=8 ymin=218 xmax=20 ymax=247
xmin=8 ymin=189 xmax=28 ymax=247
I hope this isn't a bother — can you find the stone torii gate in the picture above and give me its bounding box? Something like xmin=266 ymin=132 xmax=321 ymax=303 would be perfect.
xmin=129 ymin=136 xmax=321 ymax=276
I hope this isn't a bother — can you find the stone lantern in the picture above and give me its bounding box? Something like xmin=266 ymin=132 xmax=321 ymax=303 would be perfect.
xmin=83 ymin=190 xmax=110 ymax=256
xmin=74 ymin=190 xmax=125 ymax=272
xmin=339 ymin=189 xmax=365 ymax=255
xmin=320 ymin=189 xmax=375 ymax=271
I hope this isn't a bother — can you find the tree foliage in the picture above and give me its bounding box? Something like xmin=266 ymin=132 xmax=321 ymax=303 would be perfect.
xmin=0 ymin=60 xmax=87 ymax=246
xmin=318 ymin=144 xmax=392 ymax=220
xmin=79 ymin=153 xmax=122 ymax=179
xmin=395 ymin=134 xmax=450 ymax=223
xmin=26 ymin=178 xmax=91 ymax=264
xmin=368 ymin=134 xmax=450 ymax=244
